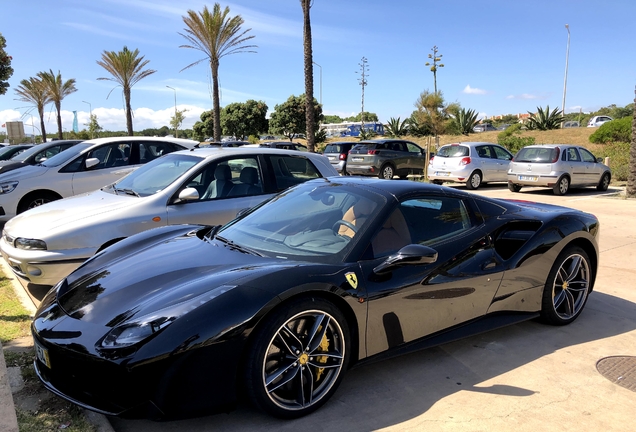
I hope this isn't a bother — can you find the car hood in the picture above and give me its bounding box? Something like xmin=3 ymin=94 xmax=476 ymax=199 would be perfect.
xmin=0 ymin=164 xmax=48 ymax=182
xmin=0 ymin=161 xmax=27 ymax=173
xmin=4 ymin=189 xmax=137 ymax=239
xmin=56 ymin=228 xmax=297 ymax=327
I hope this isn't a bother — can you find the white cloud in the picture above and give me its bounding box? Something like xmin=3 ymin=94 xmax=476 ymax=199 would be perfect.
xmin=463 ymin=85 xmax=487 ymax=95
xmin=506 ymin=93 xmax=542 ymax=100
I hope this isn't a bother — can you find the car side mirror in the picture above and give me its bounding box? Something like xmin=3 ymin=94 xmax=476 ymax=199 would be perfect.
xmin=596 ymin=157 xmax=603 ymax=163
xmin=373 ymin=244 xmax=438 ymax=274
xmin=175 ymin=187 xmax=199 ymax=203
xmin=85 ymin=157 xmax=100 ymax=169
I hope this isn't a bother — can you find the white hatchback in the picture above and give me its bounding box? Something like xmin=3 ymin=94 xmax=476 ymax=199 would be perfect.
xmin=0 ymin=136 xmax=198 ymax=222
xmin=0 ymin=147 xmax=337 ymax=286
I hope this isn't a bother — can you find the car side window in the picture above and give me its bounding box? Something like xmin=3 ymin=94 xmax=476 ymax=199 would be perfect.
xmin=84 ymin=143 xmax=132 ymax=171
xmin=267 ymin=155 xmax=321 ymax=191
xmin=476 ymin=145 xmax=492 ymax=158
xmin=567 ymin=148 xmax=580 ymax=162
xmin=579 ymin=148 xmax=596 ymax=163
xmin=190 ymin=156 xmax=263 ymax=201
xmin=139 ymin=142 xmax=176 ymax=164
xmin=491 ymin=145 xmax=512 ymax=160
xmin=406 ymin=142 xmax=422 ymax=154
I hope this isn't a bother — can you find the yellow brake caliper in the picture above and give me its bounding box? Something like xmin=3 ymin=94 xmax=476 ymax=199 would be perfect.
xmin=315 ymin=330 xmax=330 ymax=381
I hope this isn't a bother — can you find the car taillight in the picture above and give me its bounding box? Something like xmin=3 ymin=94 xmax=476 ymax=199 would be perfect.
xmin=551 ymin=147 xmax=561 ymax=163
xmin=429 ymin=156 xmax=435 ymax=164
xmin=460 ymin=157 xmax=471 ymax=165
xmin=368 ymin=149 xmax=379 ymax=155
xmin=339 ymin=153 xmax=346 ymax=160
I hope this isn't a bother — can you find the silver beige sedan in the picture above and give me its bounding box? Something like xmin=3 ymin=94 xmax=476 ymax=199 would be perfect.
xmin=0 ymin=147 xmax=337 ymax=286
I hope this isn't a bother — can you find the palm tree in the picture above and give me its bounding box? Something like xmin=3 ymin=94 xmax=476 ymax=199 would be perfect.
xmin=526 ymin=105 xmax=565 ymax=131
xmin=96 ymin=46 xmax=156 ymax=136
xmin=180 ymin=4 xmax=256 ymax=142
xmin=38 ymin=70 xmax=77 ymax=139
xmin=385 ymin=117 xmax=409 ymax=138
xmin=454 ymin=108 xmax=480 ymax=135
xmin=301 ymin=0 xmax=316 ymax=152
xmin=14 ymin=77 xmax=52 ymax=143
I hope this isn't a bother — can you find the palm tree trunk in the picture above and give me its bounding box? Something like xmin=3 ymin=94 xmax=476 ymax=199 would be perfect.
xmin=55 ymin=101 xmax=63 ymax=139
xmin=211 ymin=59 xmax=221 ymax=142
xmin=38 ymin=105 xmax=47 ymax=143
xmin=301 ymin=0 xmax=316 ymax=153
xmin=125 ymin=88 xmax=134 ymax=136
xmin=627 ymin=88 xmax=636 ymax=197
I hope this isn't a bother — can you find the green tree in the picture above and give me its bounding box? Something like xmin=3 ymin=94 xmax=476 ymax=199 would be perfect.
xmin=323 ymin=115 xmax=344 ymax=124
xmin=180 ymin=4 xmax=256 ymax=142
xmin=345 ymin=112 xmax=378 ymax=122
xmin=453 ymin=108 xmax=480 ymax=135
xmin=301 ymin=0 xmax=317 ymax=152
xmin=97 ymin=46 xmax=156 ymax=136
xmin=384 ymin=117 xmax=409 ymax=138
xmin=170 ymin=108 xmax=189 ymax=137
xmin=269 ymin=94 xmax=323 ymax=141
xmin=412 ymin=90 xmax=455 ymax=137
xmin=192 ymin=110 xmax=215 ymax=141
xmin=526 ymin=105 xmax=564 ymax=131
xmin=221 ymin=100 xmax=268 ymax=140
xmin=425 ymin=45 xmax=444 ymax=93
xmin=38 ymin=69 xmax=78 ymax=140
xmin=14 ymin=77 xmax=51 ymax=143
xmin=85 ymin=113 xmax=103 ymax=138
xmin=0 ymin=33 xmax=13 ymax=96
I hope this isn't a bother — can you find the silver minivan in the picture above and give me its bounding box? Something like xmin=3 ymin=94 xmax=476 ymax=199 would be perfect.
xmin=428 ymin=142 xmax=513 ymax=189
xmin=507 ymin=144 xmax=611 ymax=195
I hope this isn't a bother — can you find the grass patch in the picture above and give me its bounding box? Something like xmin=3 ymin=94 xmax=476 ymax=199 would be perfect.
xmin=16 ymin=401 xmax=96 ymax=432
xmin=0 ymin=275 xmax=32 ymax=343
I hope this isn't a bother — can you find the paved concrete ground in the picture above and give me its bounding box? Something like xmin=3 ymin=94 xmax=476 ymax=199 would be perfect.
xmin=9 ymin=184 xmax=636 ymax=431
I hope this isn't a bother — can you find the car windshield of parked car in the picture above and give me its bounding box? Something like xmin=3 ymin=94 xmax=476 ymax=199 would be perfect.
xmin=41 ymin=143 xmax=91 ymax=167
xmin=436 ymin=145 xmax=469 ymax=157
xmin=9 ymin=144 xmax=45 ymax=162
xmin=514 ymin=147 xmax=558 ymax=163
xmin=218 ymin=180 xmax=385 ymax=263
xmin=107 ymin=153 xmax=201 ymax=197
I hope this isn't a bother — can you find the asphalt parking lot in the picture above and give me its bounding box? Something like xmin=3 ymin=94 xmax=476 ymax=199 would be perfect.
xmin=10 ymin=184 xmax=636 ymax=432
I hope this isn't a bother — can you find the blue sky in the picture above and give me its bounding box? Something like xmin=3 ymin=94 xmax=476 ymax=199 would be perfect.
xmin=0 ymin=0 xmax=634 ymax=134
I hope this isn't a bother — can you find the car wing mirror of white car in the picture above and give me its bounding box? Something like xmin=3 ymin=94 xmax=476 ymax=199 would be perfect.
xmin=175 ymin=187 xmax=200 ymax=203
xmin=373 ymin=244 xmax=438 ymax=274
xmin=85 ymin=157 xmax=100 ymax=169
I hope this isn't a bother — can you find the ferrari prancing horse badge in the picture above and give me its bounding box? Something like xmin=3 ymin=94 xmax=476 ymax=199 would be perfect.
xmin=345 ymin=272 xmax=358 ymax=289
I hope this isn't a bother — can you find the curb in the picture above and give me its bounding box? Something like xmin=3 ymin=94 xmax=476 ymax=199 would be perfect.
xmin=0 ymin=258 xmax=115 ymax=432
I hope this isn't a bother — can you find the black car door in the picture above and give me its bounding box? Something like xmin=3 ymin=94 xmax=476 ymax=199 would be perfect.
xmin=358 ymin=193 xmax=504 ymax=357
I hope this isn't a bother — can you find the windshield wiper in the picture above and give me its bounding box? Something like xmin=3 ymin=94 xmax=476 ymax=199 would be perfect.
xmin=215 ymin=235 xmax=263 ymax=257
xmin=114 ymin=187 xmax=140 ymax=197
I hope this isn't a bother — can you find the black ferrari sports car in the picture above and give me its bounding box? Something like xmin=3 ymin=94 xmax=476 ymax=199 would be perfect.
xmin=31 ymin=177 xmax=599 ymax=419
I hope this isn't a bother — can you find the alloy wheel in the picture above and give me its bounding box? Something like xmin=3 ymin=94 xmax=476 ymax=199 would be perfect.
xmin=551 ymin=253 xmax=590 ymax=320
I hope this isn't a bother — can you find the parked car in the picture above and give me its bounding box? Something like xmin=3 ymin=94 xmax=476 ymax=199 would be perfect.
xmin=473 ymin=124 xmax=498 ymax=132
xmin=30 ymin=176 xmax=599 ymax=419
xmin=0 ymin=136 xmax=198 ymax=222
xmin=0 ymin=144 xmax=33 ymax=161
xmin=346 ymin=139 xmax=427 ymax=179
xmin=587 ymin=116 xmax=613 ymax=127
xmin=199 ymin=140 xmax=248 ymax=148
xmin=0 ymin=140 xmax=82 ymax=175
xmin=497 ymin=124 xmax=512 ymax=131
xmin=0 ymin=147 xmax=336 ymax=286
xmin=322 ymin=141 xmax=357 ymax=175
xmin=428 ymin=142 xmax=513 ymax=189
xmin=246 ymin=141 xmax=308 ymax=151
xmin=507 ymin=144 xmax=611 ymax=195
xmin=563 ymin=121 xmax=580 ymax=128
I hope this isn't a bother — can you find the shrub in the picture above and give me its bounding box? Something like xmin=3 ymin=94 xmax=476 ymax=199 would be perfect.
xmin=498 ymin=135 xmax=535 ymax=154
xmin=497 ymin=123 xmax=522 ymax=138
xmin=594 ymin=141 xmax=630 ymax=181
xmin=589 ymin=117 xmax=632 ymax=144
xmin=526 ymin=105 xmax=565 ymax=130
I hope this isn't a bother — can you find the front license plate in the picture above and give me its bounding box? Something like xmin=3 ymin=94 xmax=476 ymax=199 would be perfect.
xmin=435 ymin=171 xmax=450 ymax=176
xmin=518 ymin=175 xmax=538 ymax=181
xmin=35 ymin=340 xmax=51 ymax=369
xmin=352 ymin=157 xmax=363 ymax=162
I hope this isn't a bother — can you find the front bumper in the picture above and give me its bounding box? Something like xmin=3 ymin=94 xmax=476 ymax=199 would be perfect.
xmin=0 ymin=237 xmax=94 ymax=286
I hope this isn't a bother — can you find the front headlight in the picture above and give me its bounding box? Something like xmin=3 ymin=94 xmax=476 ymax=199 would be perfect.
xmin=15 ymin=238 xmax=47 ymax=250
xmin=98 ymin=284 xmax=236 ymax=350
xmin=0 ymin=181 xmax=18 ymax=194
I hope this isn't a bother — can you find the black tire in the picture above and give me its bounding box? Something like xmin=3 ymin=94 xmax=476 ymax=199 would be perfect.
xmin=244 ymin=297 xmax=350 ymax=418
xmin=553 ymin=176 xmax=569 ymax=195
xmin=508 ymin=182 xmax=522 ymax=192
xmin=379 ymin=164 xmax=395 ymax=180
xmin=399 ymin=175 xmax=408 ymax=180
xmin=465 ymin=171 xmax=482 ymax=190
xmin=17 ymin=191 xmax=60 ymax=214
xmin=596 ymin=173 xmax=610 ymax=191
xmin=540 ymin=246 xmax=592 ymax=326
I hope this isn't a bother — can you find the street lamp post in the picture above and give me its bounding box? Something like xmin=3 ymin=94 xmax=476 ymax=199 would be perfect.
xmin=561 ymin=24 xmax=570 ymax=127
xmin=166 ymin=86 xmax=177 ymax=138
xmin=312 ymin=62 xmax=322 ymax=105
xmin=82 ymin=101 xmax=93 ymax=138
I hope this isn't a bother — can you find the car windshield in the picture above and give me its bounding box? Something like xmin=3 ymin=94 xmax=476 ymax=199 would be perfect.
xmin=10 ymin=144 xmax=44 ymax=162
xmin=108 ymin=153 xmax=201 ymax=197
xmin=436 ymin=145 xmax=469 ymax=157
xmin=218 ymin=179 xmax=385 ymax=263
xmin=0 ymin=146 xmax=26 ymax=158
xmin=515 ymin=147 xmax=558 ymax=163
xmin=41 ymin=143 xmax=91 ymax=167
